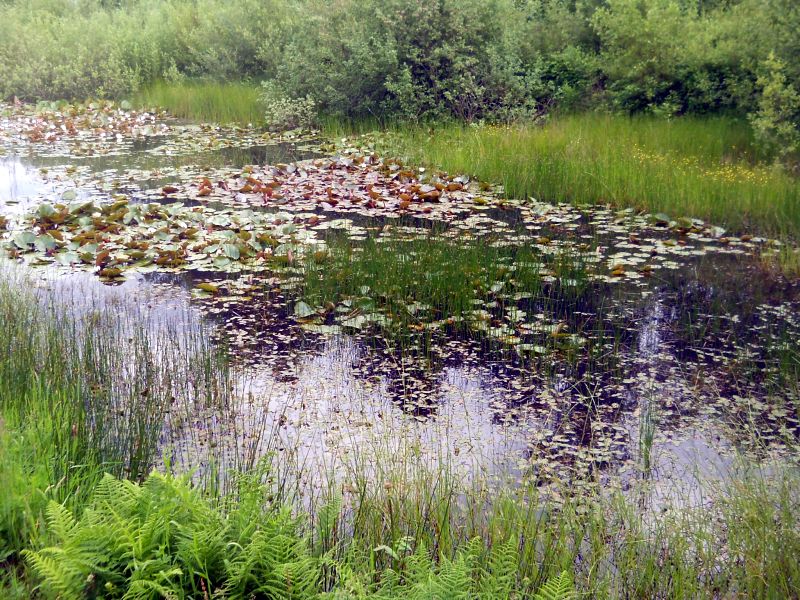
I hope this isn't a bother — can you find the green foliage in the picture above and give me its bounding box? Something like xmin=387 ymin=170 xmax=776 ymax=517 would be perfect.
xmin=2 ymin=275 xmax=800 ymax=598
xmin=261 ymin=81 xmax=317 ymax=131
xmin=0 ymin=0 xmax=290 ymax=100
xmin=533 ymin=571 xmax=575 ymax=600
xmin=0 ymin=0 xmax=798 ymax=156
xmin=329 ymin=537 xmax=523 ymax=599
xmin=135 ymin=81 xmax=263 ymax=125
xmin=272 ymin=0 xmax=539 ymax=122
xmin=298 ymin=231 xmax=587 ymax=345
xmin=25 ymin=471 xmax=318 ymax=600
xmin=591 ymin=0 xmax=751 ymax=115
xmin=750 ymin=52 xmax=800 ymax=166
xmin=0 ymin=426 xmax=49 ymax=563
xmin=376 ymin=114 xmax=800 ymax=238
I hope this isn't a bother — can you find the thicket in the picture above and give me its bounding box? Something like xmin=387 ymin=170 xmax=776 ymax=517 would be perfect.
xmin=1 ymin=0 xmax=798 ymax=154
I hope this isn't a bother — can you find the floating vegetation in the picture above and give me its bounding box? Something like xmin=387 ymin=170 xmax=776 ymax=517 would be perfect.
xmin=0 ymin=100 xmax=798 ymax=490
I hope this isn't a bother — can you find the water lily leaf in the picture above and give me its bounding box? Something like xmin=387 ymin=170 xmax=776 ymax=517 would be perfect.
xmin=55 ymin=251 xmax=80 ymax=265
xmin=650 ymin=213 xmax=671 ymax=226
xmin=223 ymin=244 xmax=240 ymax=260
xmin=34 ymin=234 xmax=58 ymax=252
xmin=213 ymin=256 xmax=231 ymax=269
xmin=208 ymin=215 xmax=229 ymax=227
xmin=294 ymin=301 xmax=316 ymax=319
xmin=154 ymin=231 xmax=173 ymax=242
xmin=196 ymin=282 xmax=220 ymax=294
xmin=13 ymin=232 xmax=37 ymax=249
xmin=37 ymin=203 xmax=56 ymax=218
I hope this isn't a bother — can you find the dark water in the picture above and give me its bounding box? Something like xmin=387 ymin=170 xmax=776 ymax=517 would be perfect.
xmin=2 ymin=112 xmax=798 ymax=496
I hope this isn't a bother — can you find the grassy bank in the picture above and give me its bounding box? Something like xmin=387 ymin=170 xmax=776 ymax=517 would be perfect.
xmin=363 ymin=114 xmax=800 ymax=240
xmin=2 ymin=270 xmax=800 ymax=598
xmin=127 ymin=81 xmax=800 ymax=244
xmin=134 ymin=81 xmax=262 ymax=125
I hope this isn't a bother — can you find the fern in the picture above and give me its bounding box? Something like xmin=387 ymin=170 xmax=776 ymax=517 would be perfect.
xmin=22 ymin=548 xmax=85 ymax=600
xmin=45 ymin=501 xmax=78 ymax=543
xmin=22 ymin=471 xmax=562 ymax=600
xmin=25 ymin=471 xmax=320 ymax=600
xmin=480 ymin=537 xmax=519 ymax=600
xmin=534 ymin=571 xmax=576 ymax=600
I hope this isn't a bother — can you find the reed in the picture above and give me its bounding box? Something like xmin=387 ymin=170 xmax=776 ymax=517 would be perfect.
xmin=351 ymin=114 xmax=800 ymax=239
xmin=134 ymin=81 xmax=263 ymax=125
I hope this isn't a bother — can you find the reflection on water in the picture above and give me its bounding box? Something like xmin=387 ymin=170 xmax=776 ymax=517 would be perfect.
xmin=2 ymin=110 xmax=798 ymax=499
xmin=0 ymin=140 xmax=319 ymax=216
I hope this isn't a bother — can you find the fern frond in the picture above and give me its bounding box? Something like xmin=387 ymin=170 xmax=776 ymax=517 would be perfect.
xmin=23 ymin=547 xmax=84 ymax=600
xmin=45 ymin=500 xmax=77 ymax=542
xmin=481 ymin=537 xmax=518 ymax=599
xmin=123 ymin=567 xmax=183 ymax=600
xmin=534 ymin=571 xmax=576 ymax=600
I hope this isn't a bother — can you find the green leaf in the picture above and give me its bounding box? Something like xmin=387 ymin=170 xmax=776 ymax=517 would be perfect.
xmin=13 ymin=231 xmax=37 ymax=249
xmin=293 ymin=301 xmax=316 ymax=319
xmin=223 ymin=244 xmax=240 ymax=260
xmin=37 ymin=203 xmax=56 ymax=218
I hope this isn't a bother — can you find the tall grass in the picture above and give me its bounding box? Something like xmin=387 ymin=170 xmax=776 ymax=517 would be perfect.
xmin=0 ymin=266 xmax=232 ymax=586
xmin=299 ymin=231 xmax=587 ymax=331
xmin=135 ymin=81 xmax=263 ymax=125
xmin=2 ymin=269 xmax=799 ymax=598
xmin=367 ymin=114 xmax=800 ymax=239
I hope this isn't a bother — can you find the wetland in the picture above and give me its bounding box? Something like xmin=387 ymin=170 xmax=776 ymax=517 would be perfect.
xmin=2 ymin=101 xmax=798 ymax=492
xmin=1 ymin=100 xmax=798 ymax=599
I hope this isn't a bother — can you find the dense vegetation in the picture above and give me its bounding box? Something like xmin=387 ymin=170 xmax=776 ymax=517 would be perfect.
xmin=1 ymin=1 xmax=799 ymax=597
xmin=1 ymin=0 xmax=799 ymax=157
xmin=2 ymin=275 xmax=799 ymax=599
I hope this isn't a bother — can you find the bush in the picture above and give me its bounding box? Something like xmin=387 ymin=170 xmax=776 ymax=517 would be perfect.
xmin=261 ymin=81 xmax=317 ymax=131
xmin=750 ymin=53 xmax=800 ymax=167
xmin=273 ymin=0 xmax=544 ymax=122
xmin=0 ymin=0 xmax=289 ymax=101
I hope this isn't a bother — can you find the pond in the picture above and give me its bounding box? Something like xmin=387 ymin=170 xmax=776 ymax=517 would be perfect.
xmin=1 ymin=102 xmax=798 ymax=502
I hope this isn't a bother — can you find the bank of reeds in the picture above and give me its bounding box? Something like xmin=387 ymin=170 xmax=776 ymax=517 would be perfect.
xmin=1 ymin=270 xmax=799 ymax=598
xmin=347 ymin=114 xmax=800 ymax=241
xmin=135 ymin=81 xmax=262 ymax=125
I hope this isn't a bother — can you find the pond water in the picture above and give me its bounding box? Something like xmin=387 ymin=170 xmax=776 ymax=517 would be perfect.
xmin=1 ymin=102 xmax=798 ymax=500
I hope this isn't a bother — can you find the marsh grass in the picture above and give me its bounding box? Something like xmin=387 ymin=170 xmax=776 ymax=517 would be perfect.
xmin=134 ymin=81 xmax=262 ymax=125
xmin=299 ymin=231 xmax=589 ymax=339
xmin=0 ymin=268 xmax=233 ymax=579
xmin=352 ymin=114 xmax=800 ymax=239
xmin=2 ymin=270 xmax=800 ymax=598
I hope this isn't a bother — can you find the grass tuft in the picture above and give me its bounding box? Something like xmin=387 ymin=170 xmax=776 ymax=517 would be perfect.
xmin=134 ymin=81 xmax=262 ymax=125
xmin=358 ymin=114 xmax=800 ymax=240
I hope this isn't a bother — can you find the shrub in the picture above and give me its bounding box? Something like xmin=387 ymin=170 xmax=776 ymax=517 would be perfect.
xmin=273 ymin=0 xmax=542 ymax=122
xmin=261 ymin=81 xmax=317 ymax=131
xmin=750 ymin=52 xmax=800 ymax=167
